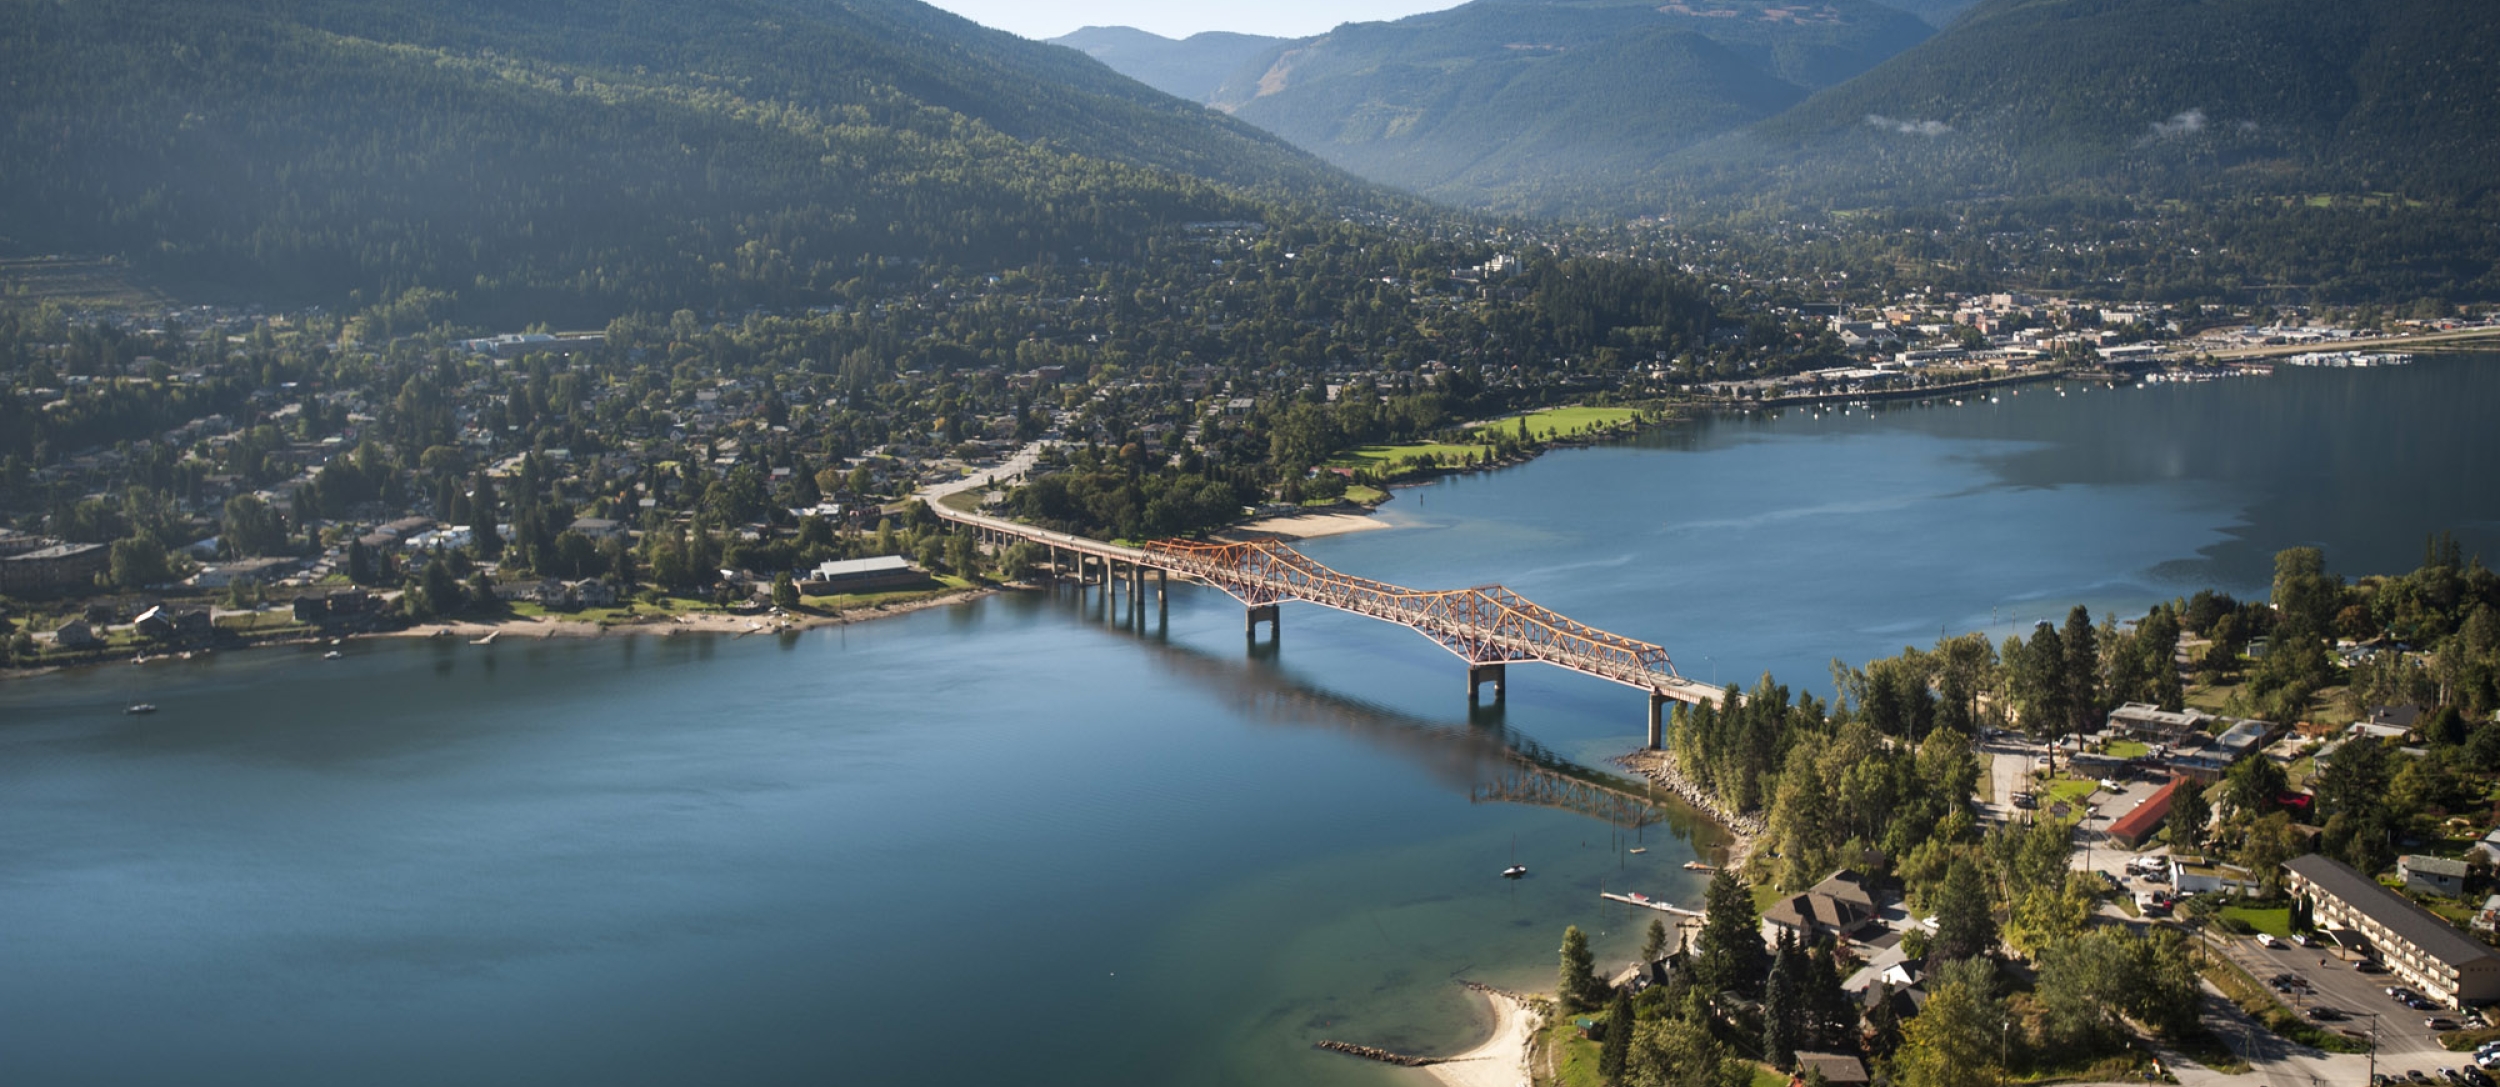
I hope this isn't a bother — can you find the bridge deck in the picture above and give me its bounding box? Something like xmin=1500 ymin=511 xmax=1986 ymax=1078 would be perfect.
xmin=932 ymin=502 xmax=1725 ymax=706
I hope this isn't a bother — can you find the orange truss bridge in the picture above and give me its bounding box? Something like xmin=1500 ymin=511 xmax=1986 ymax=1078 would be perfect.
xmin=933 ymin=502 xmax=1725 ymax=744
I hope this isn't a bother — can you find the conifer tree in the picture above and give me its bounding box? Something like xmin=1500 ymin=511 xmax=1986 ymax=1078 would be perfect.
xmin=1600 ymin=986 xmax=1635 ymax=1083
xmin=1560 ymin=925 xmax=1603 ymax=1013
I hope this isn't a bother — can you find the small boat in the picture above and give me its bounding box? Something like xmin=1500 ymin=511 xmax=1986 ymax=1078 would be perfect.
xmin=1683 ymin=861 xmax=1716 ymax=873
xmin=124 ymin=703 xmax=157 ymax=715
xmin=1627 ymin=847 xmax=1648 ymax=855
xmin=1502 ymin=864 xmax=1528 ymax=879
xmin=322 ymin=650 xmax=343 ymax=660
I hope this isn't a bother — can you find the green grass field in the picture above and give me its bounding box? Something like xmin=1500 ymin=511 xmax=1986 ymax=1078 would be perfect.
xmin=2220 ymin=905 xmax=2292 ymax=938
xmin=2106 ymin=739 xmax=2151 ymax=759
xmin=1324 ymin=440 xmax=1484 ymax=470
xmin=1542 ymin=1016 xmax=1608 ymax=1087
xmin=1510 ymin=406 xmax=1640 ymax=440
xmin=2039 ymin=776 xmax=2099 ymax=808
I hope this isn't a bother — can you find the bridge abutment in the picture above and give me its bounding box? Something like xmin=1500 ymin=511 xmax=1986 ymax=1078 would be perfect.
xmin=1467 ymin=663 xmax=1507 ymax=703
xmin=1648 ymin=692 xmax=1669 ymax=750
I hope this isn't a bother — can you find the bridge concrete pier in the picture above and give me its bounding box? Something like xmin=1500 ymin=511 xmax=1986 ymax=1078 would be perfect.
xmin=1468 ymin=663 xmax=1507 ymax=703
xmin=1245 ymin=603 xmax=1278 ymax=641
xmin=1155 ymin=568 xmax=1167 ymax=604
xmin=1647 ymin=692 xmax=1669 ymax=750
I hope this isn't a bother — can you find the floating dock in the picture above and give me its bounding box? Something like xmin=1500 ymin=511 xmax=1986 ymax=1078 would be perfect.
xmin=1600 ymin=891 xmax=1703 ymax=918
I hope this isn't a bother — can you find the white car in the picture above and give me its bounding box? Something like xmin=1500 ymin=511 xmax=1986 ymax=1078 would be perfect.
xmin=2259 ymin=934 xmax=2287 ymax=949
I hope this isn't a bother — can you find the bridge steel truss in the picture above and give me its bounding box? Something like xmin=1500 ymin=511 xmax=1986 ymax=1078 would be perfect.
xmin=1144 ymin=539 xmax=1702 ymax=703
xmin=929 ymin=501 xmax=1721 ymax=736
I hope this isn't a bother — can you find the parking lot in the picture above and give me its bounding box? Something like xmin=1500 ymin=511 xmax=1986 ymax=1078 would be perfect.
xmin=2210 ymin=923 xmax=2457 ymax=1068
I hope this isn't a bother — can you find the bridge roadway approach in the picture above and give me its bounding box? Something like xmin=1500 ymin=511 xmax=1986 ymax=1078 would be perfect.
xmin=929 ymin=498 xmax=1727 ymax=746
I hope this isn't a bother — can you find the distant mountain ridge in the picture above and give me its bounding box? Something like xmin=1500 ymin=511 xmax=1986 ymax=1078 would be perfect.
xmin=0 ymin=0 xmax=1365 ymax=316
xmin=1677 ymin=0 xmax=2500 ymax=205
xmin=1077 ymin=0 xmax=1937 ymax=210
xmin=1048 ymin=26 xmax=1286 ymax=103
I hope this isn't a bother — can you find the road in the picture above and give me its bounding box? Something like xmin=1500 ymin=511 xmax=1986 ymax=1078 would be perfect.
xmin=918 ymin=440 xmax=1052 ymax=504
xmin=2199 ymin=325 xmax=2500 ymax=362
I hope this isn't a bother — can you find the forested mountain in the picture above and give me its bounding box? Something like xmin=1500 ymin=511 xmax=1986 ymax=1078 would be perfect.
xmin=1709 ymin=0 xmax=2500 ymax=204
xmin=1048 ymin=26 xmax=1286 ymax=103
xmin=1199 ymin=0 xmax=1935 ymax=210
xmin=1640 ymin=0 xmax=2500 ymax=301
xmin=0 ymin=0 xmax=1367 ymax=321
xmin=1871 ymin=0 xmax=1980 ymax=27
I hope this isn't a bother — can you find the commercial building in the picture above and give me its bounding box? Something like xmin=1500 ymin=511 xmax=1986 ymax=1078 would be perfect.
xmin=803 ymin=555 xmax=923 ymax=594
xmin=2285 ymin=853 xmax=2500 ymax=1008
xmin=2105 ymin=776 xmax=2185 ymax=848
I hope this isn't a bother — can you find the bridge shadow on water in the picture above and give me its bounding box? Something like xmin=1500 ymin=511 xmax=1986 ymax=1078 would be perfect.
xmin=1019 ymin=580 xmax=1726 ymax=848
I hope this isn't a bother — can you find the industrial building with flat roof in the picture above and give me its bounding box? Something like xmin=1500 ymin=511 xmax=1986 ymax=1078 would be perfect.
xmin=2285 ymin=853 xmax=2500 ymax=1008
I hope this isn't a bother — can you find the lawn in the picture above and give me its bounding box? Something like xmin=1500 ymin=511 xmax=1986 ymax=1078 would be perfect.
xmin=2218 ymin=905 xmax=2292 ymax=938
xmin=2038 ymin=776 xmax=2099 ymax=808
xmin=2105 ymin=739 xmax=2151 ymax=759
xmin=1751 ymin=881 xmax=1786 ymax=916
xmin=214 ymin=610 xmax=312 ymax=635
xmin=1343 ymin=484 xmax=1388 ymax=505
xmin=1508 ymin=405 xmax=1641 ymax=441
xmin=1324 ymin=440 xmax=1486 ymax=472
xmin=1748 ymin=1065 xmax=1788 ymax=1087
xmin=1541 ymin=1016 xmax=1608 ymax=1087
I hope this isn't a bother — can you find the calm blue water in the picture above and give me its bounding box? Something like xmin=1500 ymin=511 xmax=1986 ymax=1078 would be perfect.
xmin=3 ymin=355 xmax=2493 ymax=1086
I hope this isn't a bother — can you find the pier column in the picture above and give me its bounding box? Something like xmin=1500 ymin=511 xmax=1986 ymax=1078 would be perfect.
xmin=1245 ymin=602 xmax=1279 ymax=641
xmin=1468 ymin=663 xmax=1507 ymax=703
xmin=1648 ymin=692 xmax=1669 ymax=750
xmin=1155 ymin=568 xmax=1168 ymax=604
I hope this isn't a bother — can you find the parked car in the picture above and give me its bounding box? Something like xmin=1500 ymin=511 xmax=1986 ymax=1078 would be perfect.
xmin=2358 ymin=960 xmax=2387 ymax=974
xmin=2296 ymin=933 xmax=2322 ymax=947
xmin=2309 ymin=1007 xmax=2346 ymax=1021
xmin=2390 ymin=986 xmax=2422 ymax=1000
xmin=2458 ymin=1064 xmax=2490 ymax=1087
xmin=2412 ymin=1069 xmax=2435 ymax=1084
xmin=2430 ymin=1018 xmax=2462 ymax=1032
xmin=2259 ymin=934 xmax=2287 ymax=949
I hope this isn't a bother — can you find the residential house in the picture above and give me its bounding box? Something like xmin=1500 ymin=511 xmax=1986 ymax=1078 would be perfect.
xmin=2403 ymin=855 xmax=2469 ymax=898
xmin=1764 ymin=870 xmax=1884 ymax=943
xmin=53 ymin=619 xmax=103 ymax=650
xmin=1793 ymin=1053 xmax=1870 ymax=1086
xmin=2170 ymin=856 xmax=2258 ymax=895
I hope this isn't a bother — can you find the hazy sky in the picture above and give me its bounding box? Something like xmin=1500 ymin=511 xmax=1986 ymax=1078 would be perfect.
xmin=923 ymin=1 xmax=1454 ymax=40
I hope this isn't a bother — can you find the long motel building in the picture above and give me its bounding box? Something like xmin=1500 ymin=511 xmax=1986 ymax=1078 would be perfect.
xmin=2285 ymin=853 xmax=2500 ymax=1008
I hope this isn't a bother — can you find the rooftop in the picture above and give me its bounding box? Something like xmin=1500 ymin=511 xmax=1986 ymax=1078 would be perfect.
xmin=2287 ymin=854 xmax=2500 ymax=970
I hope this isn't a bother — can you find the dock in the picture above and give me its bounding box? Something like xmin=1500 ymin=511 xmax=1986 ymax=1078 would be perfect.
xmin=1600 ymin=891 xmax=1703 ymax=918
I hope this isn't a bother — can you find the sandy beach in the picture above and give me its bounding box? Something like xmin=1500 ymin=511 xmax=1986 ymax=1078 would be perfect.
xmin=373 ymin=588 xmax=994 ymax=644
xmin=1421 ymin=989 xmax=1538 ymax=1087
xmin=1223 ymin=509 xmax=1390 ymax=541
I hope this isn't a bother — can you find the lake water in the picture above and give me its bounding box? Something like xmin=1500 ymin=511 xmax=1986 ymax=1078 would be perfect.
xmin=5 ymin=354 xmax=2495 ymax=1086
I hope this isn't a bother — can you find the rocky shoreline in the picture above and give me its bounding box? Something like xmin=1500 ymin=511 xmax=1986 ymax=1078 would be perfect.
xmin=1613 ymin=748 xmax=1767 ymax=872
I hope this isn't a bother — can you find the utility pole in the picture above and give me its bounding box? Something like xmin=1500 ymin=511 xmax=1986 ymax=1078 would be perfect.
xmin=2368 ymin=1012 xmax=2378 ymax=1087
